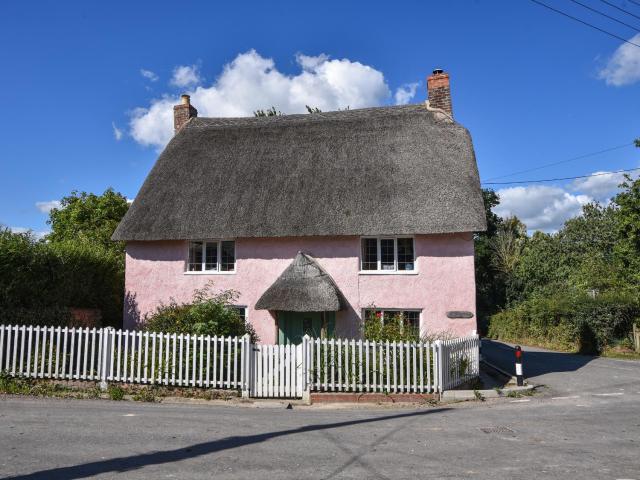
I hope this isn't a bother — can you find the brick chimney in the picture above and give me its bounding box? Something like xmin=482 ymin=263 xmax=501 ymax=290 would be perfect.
xmin=173 ymin=94 xmax=198 ymax=133
xmin=427 ymin=69 xmax=453 ymax=117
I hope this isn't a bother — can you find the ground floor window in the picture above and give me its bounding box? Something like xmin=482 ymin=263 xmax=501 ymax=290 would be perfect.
xmin=231 ymin=306 xmax=247 ymax=321
xmin=363 ymin=309 xmax=421 ymax=329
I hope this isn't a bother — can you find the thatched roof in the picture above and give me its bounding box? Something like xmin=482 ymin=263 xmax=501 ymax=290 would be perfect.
xmin=255 ymin=252 xmax=345 ymax=311
xmin=112 ymin=103 xmax=486 ymax=241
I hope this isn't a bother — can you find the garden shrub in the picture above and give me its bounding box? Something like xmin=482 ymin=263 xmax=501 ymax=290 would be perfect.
xmin=107 ymin=384 xmax=125 ymax=401
xmin=0 ymin=229 xmax=124 ymax=327
xmin=362 ymin=310 xmax=420 ymax=343
xmin=143 ymin=283 xmax=258 ymax=342
xmin=488 ymin=291 xmax=639 ymax=353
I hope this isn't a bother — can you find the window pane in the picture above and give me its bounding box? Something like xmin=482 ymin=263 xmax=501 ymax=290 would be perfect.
xmin=188 ymin=241 xmax=203 ymax=271
xmin=397 ymin=238 xmax=414 ymax=271
xmin=231 ymin=306 xmax=246 ymax=321
xmin=361 ymin=238 xmax=378 ymax=270
xmin=363 ymin=309 xmax=383 ymax=321
xmin=402 ymin=311 xmax=420 ymax=329
xmin=205 ymin=242 xmax=218 ymax=270
xmin=380 ymin=239 xmax=395 ymax=270
xmin=220 ymin=241 xmax=235 ymax=271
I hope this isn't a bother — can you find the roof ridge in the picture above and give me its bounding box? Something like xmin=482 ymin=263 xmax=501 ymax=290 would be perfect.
xmin=186 ymin=103 xmax=437 ymax=131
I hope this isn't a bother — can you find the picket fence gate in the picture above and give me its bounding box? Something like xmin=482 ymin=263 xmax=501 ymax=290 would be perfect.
xmin=0 ymin=324 xmax=480 ymax=398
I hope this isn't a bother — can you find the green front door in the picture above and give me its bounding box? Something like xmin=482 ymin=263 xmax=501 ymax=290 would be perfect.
xmin=277 ymin=311 xmax=335 ymax=344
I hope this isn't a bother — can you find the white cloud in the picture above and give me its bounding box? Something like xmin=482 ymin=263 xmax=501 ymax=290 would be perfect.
xmin=570 ymin=171 xmax=626 ymax=200
xmin=35 ymin=200 xmax=61 ymax=214
xmin=495 ymin=185 xmax=591 ymax=232
xmin=140 ymin=69 xmax=159 ymax=82
xmin=170 ymin=65 xmax=202 ymax=88
xmin=112 ymin=122 xmax=123 ymax=141
xmin=9 ymin=227 xmax=49 ymax=239
xmin=493 ymin=170 xmax=636 ymax=232
xmin=394 ymin=82 xmax=419 ymax=105
xmin=598 ymin=33 xmax=640 ymax=86
xmin=130 ymin=50 xmax=392 ymax=149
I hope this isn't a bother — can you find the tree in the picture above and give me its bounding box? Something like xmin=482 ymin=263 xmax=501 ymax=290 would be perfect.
xmin=612 ymin=174 xmax=640 ymax=286
xmin=47 ymin=188 xmax=129 ymax=253
xmin=474 ymin=189 xmax=506 ymax=332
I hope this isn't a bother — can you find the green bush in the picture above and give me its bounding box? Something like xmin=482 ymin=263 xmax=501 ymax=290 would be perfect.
xmin=143 ymin=283 xmax=258 ymax=342
xmin=362 ymin=310 xmax=420 ymax=343
xmin=107 ymin=384 xmax=125 ymax=401
xmin=0 ymin=228 xmax=124 ymax=327
xmin=488 ymin=292 xmax=639 ymax=353
xmin=0 ymin=306 xmax=72 ymax=327
xmin=132 ymin=386 xmax=157 ymax=402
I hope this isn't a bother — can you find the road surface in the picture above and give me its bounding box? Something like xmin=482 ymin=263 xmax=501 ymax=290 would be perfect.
xmin=1 ymin=340 xmax=639 ymax=479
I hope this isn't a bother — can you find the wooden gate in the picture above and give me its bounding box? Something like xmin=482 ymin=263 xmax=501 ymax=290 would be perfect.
xmin=250 ymin=344 xmax=304 ymax=398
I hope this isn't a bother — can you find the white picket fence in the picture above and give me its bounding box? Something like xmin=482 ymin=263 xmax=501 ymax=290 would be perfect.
xmin=0 ymin=325 xmax=248 ymax=390
xmin=0 ymin=324 xmax=479 ymax=397
xmin=304 ymin=335 xmax=480 ymax=394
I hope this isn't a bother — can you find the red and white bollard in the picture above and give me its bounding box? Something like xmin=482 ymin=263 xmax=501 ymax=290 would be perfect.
xmin=515 ymin=345 xmax=524 ymax=386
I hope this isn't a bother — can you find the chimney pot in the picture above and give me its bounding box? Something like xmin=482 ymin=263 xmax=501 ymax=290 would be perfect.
xmin=427 ymin=68 xmax=453 ymax=117
xmin=174 ymin=94 xmax=198 ymax=133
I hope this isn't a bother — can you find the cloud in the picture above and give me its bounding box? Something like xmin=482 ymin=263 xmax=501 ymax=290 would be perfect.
xmin=129 ymin=50 xmax=392 ymax=149
xmin=35 ymin=200 xmax=61 ymax=214
xmin=140 ymin=69 xmax=159 ymax=82
xmin=598 ymin=33 xmax=640 ymax=86
xmin=570 ymin=171 xmax=626 ymax=200
xmin=170 ymin=65 xmax=202 ymax=88
xmin=112 ymin=122 xmax=123 ymax=141
xmin=493 ymin=170 xmax=636 ymax=232
xmin=494 ymin=185 xmax=591 ymax=232
xmin=9 ymin=227 xmax=49 ymax=239
xmin=394 ymin=82 xmax=419 ymax=105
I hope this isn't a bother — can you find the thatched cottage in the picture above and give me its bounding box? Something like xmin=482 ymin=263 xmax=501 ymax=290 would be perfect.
xmin=113 ymin=69 xmax=486 ymax=344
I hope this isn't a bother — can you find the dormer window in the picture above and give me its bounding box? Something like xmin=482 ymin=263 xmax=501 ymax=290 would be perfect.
xmin=360 ymin=237 xmax=415 ymax=273
xmin=187 ymin=240 xmax=235 ymax=273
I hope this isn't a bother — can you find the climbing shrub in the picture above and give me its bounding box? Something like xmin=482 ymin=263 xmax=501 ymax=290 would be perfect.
xmin=143 ymin=283 xmax=258 ymax=342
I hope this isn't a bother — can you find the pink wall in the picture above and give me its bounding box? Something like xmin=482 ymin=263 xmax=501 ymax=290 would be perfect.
xmin=123 ymin=234 xmax=477 ymax=343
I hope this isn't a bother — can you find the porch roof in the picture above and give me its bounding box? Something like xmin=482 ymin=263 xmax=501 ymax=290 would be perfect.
xmin=255 ymin=252 xmax=345 ymax=312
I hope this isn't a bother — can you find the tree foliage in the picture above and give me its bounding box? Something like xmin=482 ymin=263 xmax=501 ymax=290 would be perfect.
xmin=47 ymin=188 xmax=129 ymax=254
xmin=0 ymin=188 xmax=129 ymax=327
xmin=483 ymin=168 xmax=640 ymax=353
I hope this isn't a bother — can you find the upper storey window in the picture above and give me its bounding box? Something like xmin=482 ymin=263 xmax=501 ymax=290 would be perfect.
xmin=360 ymin=237 xmax=415 ymax=273
xmin=187 ymin=240 xmax=235 ymax=273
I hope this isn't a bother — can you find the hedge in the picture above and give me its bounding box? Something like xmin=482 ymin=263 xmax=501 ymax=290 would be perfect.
xmin=487 ymin=292 xmax=639 ymax=354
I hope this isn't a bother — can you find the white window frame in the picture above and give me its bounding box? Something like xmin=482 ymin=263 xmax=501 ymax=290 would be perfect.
xmin=184 ymin=239 xmax=236 ymax=275
xmin=232 ymin=305 xmax=248 ymax=321
xmin=362 ymin=308 xmax=422 ymax=328
xmin=359 ymin=236 xmax=417 ymax=274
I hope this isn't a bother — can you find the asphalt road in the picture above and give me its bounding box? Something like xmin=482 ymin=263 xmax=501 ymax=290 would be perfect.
xmin=1 ymin=341 xmax=639 ymax=479
xmin=482 ymin=338 xmax=640 ymax=396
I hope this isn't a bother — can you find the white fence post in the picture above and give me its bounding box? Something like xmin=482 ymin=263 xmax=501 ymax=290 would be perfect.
xmin=434 ymin=340 xmax=443 ymax=393
xmin=99 ymin=327 xmax=114 ymax=391
xmin=301 ymin=334 xmax=311 ymax=404
xmin=241 ymin=334 xmax=251 ymax=398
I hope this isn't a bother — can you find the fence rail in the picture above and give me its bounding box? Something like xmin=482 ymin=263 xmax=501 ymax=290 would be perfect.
xmin=0 ymin=324 xmax=480 ymax=397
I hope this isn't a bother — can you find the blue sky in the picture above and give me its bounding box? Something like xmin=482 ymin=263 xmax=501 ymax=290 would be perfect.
xmin=1 ymin=0 xmax=638 ymax=235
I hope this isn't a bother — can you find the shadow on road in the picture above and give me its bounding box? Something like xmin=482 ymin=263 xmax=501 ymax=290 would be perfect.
xmin=482 ymin=338 xmax=596 ymax=378
xmin=6 ymin=407 xmax=449 ymax=480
